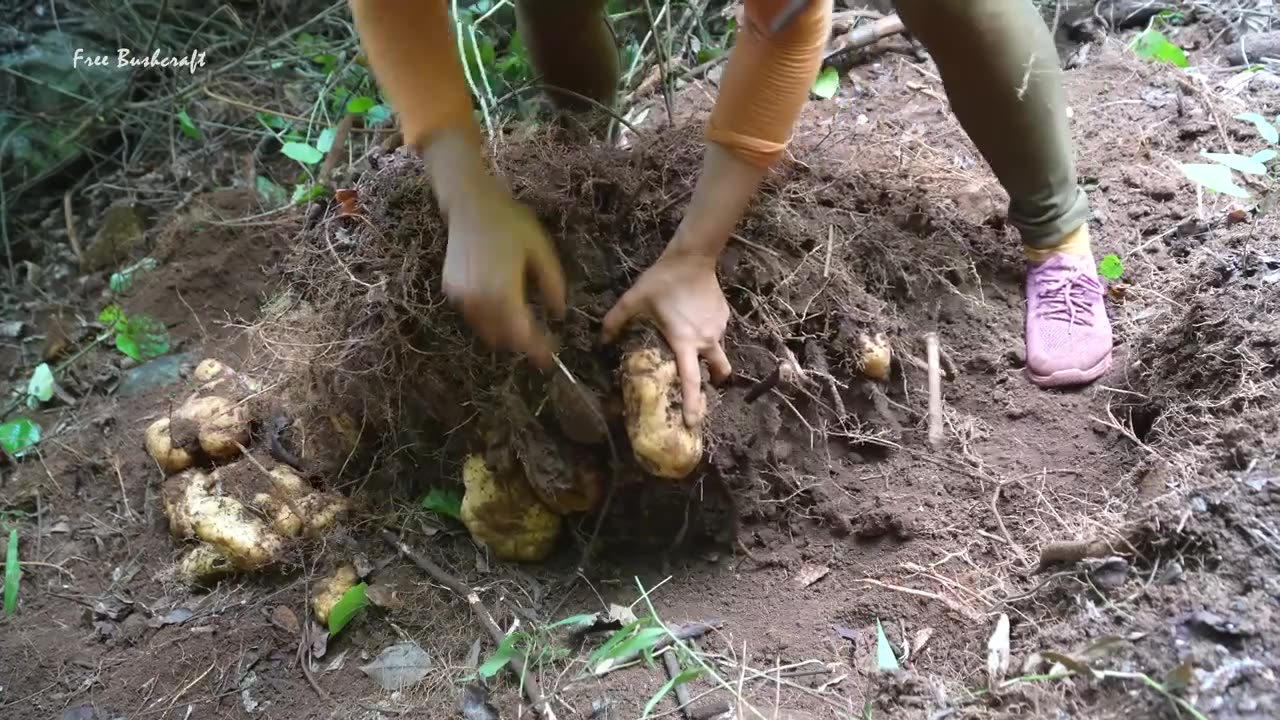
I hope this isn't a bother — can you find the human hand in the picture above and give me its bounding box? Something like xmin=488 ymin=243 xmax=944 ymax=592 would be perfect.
xmin=602 ymin=247 xmax=732 ymax=427
xmin=430 ymin=137 xmax=566 ymax=368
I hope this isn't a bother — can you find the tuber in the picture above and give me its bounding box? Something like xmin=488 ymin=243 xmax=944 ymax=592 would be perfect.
xmin=162 ymin=469 xmax=284 ymax=571
xmin=460 ymin=454 xmax=561 ymax=562
xmin=548 ymin=372 xmax=608 ymax=445
xmin=174 ymin=395 xmax=250 ymax=461
xmin=859 ymin=332 xmax=892 ymax=382
xmin=313 ymin=564 xmax=359 ymax=627
xmin=178 ymin=543 xmax=236 ymax=586
xmin=145 ymin=417 xmax=194 ymax=474
xmin=193 ymin=358 xmax=230 ymax=384
xmin=621 ymin=346 xmax=702 ymax=479
xmin=255 ymin=466 xmax=348 ymax=538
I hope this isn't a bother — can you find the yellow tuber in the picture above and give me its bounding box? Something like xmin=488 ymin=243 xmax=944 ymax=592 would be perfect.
xmin=859 ymin=332 xmax=892 ymax=382
xmin=162 ymin=469 xmax=284 ymax=571
xmin=193 ymin=358 xmax=230 ymax=384
xmin=174 ymin=396 xmax=250 ymax=461
xmin=460 ymin=454 xmax=561 ymax=562
xmin=145 ymin=417 xmax=194 ymax=474
xmin=178 ymin=544 xmax=236 ymax=586
xmin=621 ymin=347 xmax=702 ymax=480
xmin=313 ymin=564 xmax=359 ymax=627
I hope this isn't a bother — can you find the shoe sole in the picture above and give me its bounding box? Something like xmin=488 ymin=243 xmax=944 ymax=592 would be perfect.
xmin=1026 ymin=352 xmax=1113 ymax=388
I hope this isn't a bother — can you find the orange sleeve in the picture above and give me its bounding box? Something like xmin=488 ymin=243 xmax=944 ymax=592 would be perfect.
xmin=348 ymin=0 xmax=480 ymax=150
xmin=707 ymin=0 xmax=830 ymax=167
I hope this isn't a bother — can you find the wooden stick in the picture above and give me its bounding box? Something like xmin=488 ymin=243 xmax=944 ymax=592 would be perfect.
xmin=824 ymin=13 xmax=907 ymax=62
xmin=381 ymin=530 xmax=559 ymax=719
xmin=662 ymin=648 xmax=732 ymax=720
xmin=925 ymin=332 xmax=944 ymax=450
xmin=63 ymin=191 xmax=83 ymax=267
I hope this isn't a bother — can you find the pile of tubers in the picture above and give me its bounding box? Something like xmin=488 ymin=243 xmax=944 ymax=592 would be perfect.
xmin=146 ymin=358 xmax=348 ymax=585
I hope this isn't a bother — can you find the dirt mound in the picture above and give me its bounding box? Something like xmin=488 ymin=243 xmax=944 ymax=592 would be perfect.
xmin=252 ymin=124 xmax=1054 ymax=555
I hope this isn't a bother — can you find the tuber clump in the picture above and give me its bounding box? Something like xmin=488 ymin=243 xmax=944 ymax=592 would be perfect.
xmin=162 ymin=469 xmax=284 ymax=571
xmin=178 ymin=544 xmax=236 ymax=586
xmin=460 ymin=454 xmax=561 ymax=562
xmin=621 ymin=346 xmax=702 ymax=479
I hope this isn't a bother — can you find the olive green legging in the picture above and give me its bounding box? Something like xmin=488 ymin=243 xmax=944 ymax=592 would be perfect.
xmin=515 ymin=0 xmax=1090 ymax=249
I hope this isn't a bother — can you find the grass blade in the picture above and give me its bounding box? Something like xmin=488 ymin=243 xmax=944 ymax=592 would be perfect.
xmin=5 ymin=529 xmax=19 ymax=615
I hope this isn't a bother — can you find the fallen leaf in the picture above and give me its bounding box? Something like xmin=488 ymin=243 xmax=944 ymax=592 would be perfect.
xmin=1165 ymin=660 xmax=1193 ymax=690
xmin=986 ymin=613 xmax=1010 ymax=686
xmin=1040 ymin=650 xmax=1093 ymax=676
xmin=323 ymin=649 xmax=349 ymax=673
xmin=270 ymin=605 xmax=301 ymax=634
xmin=335 ymin=188 xmax=361 ymax=218
xmin=912 ymin=627 xmax=934 ymax=658
xmin=1227 ymin=207 xmax=1250 ymax=226
xmin=366 ymin=584 xmax=402 ymax=610
xmin=147 ymin=607 xmax=194 ymax=628
xmin=875 ymin=619 xmax=899 ymax=672
xmin=794 ymin=563 xmax=830 ymax=588
xmin=359 ymin=641 xmax=432 ymax=691
xmin=308 ymin=620 xmax=329 ymax=659
xmin=461 ymin=681 xmax=500 ymax=720
xmin=833 ymin=624 xmax=858 ymax=642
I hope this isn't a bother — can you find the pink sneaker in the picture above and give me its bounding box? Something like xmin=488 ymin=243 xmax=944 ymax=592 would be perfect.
xmin=1024 ymin=253 xmax=1113 ymax=387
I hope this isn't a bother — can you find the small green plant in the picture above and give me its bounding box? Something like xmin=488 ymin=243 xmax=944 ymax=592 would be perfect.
xmin=176 ymin=109 xmax=202 ymax=140
xmin=1131 ymin=11 xmax=1190 ymax=68
xmin=1179 ymin=113 xmax=1279 ymax=200
xmin=327 ymin=582 xmax=369 ymax=635
xmin=4 ymin=529 xmax=17 ymax=615
xmin=109 ymin=257 xmax=158 ymax=295
xmin=420 ymin=488 xmax=464 ymax=521
xmin=98 ymin=305 xmax=171 ymax=362
xmin=0 ymin=418 xmax=41 ymax=458
xmin=25 ymin=363 xmax=54 ymax=409
xmin=1098 ymin=253 xmax=1125 ymax=281
xmin=875 ymin=618 xmax=900 ymax=672
xmin=811 ymin=66 xmax=839 ymax=100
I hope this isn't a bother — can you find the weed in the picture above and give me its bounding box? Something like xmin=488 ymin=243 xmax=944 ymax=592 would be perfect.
xmin=420 ymin=488 xmax=464 ymax=521
xmin=1098 ymin=253 xmax=1125 ymax=281
xmin=0 ymin=418 xmax=41 ymax=458
xmin=4 ymin=529 xmax=17 ymax=616
xmin=98 ymin=305 xmax=171 ymax=362
xmin=1179 ymin=113 xmax=1278 ymax=201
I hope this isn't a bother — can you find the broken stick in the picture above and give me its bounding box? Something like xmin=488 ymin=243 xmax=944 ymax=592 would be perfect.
xmin=662 ymin=648 xmax=732 ymax=720
xmin=925 ymin=332 xmax=944 ymax=450
xmin=381 ymin=530 xmax=559 ymax=720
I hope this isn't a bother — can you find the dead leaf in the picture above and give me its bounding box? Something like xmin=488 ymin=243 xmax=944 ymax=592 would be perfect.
xmin=986 ymin=613 xmax=1010 ymax=686
xmin=912 ymin=627 xmax=933 ymax=658
xmin=366 ymin=584 xmax=402 ymax=610
xmin=270 ymin=605 xmax=301 ymax=635
xmin=359 ymin=641 xmax=432 ymax=691
xmin=1040 ymin=650 xmax=1093 ymax=676
xmin=335 ymin=188 xmax=361 ymax=218
xmin=1227 ymin=208 xmax=1250 ymax=226
xmin=833 ymin=624 xmax=858 ymax=642
xmin=1164 ymin=660 xmax=1193 ymax=690
xmin=147 ymin=607 xmax=194 ymax=628
xmin=461 ymin=681 xmax=499 ymax=720
xmin=794 ymin=564 xmax=830 ymax=588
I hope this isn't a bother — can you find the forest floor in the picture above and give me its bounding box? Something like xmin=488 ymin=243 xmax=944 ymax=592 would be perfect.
xmin=1 ymin=14 xmax=1278 ymax=720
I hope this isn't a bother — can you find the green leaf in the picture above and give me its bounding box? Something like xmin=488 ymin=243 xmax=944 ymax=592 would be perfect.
xmin=177 ymin=109 xmax=201 ymax=140
xmin=282 ymin=142 xmax=324 ymax=165
xmin=875 ymin=619 xmax=900 ymax=672
xmin=1235 ymin=112 xmax=1279 ymax=144
xmin=366 ymin=104 xmax=392 ymax=124
xmin=547 ymin=613 xmax=599 ymax=631
xmin=109 ymin=257 xmax=159 ymax=295
xmin=1098 ymin=253 xmax=1125 ymax=281
xmin=479 ymin=631 xmax=523 ymax=678
xmin=1179 ymin=163 xmax=1251 ymax=198
xmin=116 ymin=314 xmax=170 ymax=361
xmin=346 ymin=96 xmax=376 ymax=114
xmin=316 ymin=128 xmax=337 ymax=154
xmin=292 ymin=183 xmax=328 ymax=204
xmin=0 ymin=418 xmax=42 ymax=457
xmin=1132 ymin=29 xmax=1189 ymax=68
xmin=4 ymin=530 xmax=18 ymax=616
xmin=313 ymin=53 xmax=338 ymax=73
xmin=587 ymin=619 xmax=646 ymax=668
xmin=26 ymin=363 xmax=54 ymax=408
xmin=642 ymin=667 xmax=703 ymax=718
xmin=595 ymin=627 xmax=667 ymax=669
xmin=98 ymin=304 xmax=127 ymax=332
xmin=1201 ymin=151 xmax=1268 ymax=175
xmin=1251 ymin=148 xmax=1278 ymax=164
xmin=256 ymin=175 xmax=289 ymax=206
xmin=811 ymin=66 xmax=839 ymax=100
xmin=256 ymin=111 xmax=287 ymax=130
xmin=420 ymin=488 xmax=463 ymax=521
xmin=328 ymin=582 xmax=368 ymax=635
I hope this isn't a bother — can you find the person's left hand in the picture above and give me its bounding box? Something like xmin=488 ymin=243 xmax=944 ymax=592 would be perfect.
xmin=601 ymin=247 xmax=732 ymax=427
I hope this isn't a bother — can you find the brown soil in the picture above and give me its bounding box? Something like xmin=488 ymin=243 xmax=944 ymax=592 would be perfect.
xmin=2 ymin=34 xmax=1278 ymax=720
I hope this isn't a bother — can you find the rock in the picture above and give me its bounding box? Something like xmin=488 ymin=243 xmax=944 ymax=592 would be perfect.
xmin=116 ymin=352 xmax=193 ymax=398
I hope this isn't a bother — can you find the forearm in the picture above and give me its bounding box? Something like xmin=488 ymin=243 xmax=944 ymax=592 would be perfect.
xmin=666 ymin=143 xmax=767 ymax=258
xmin=348 ymin=0 xmax=479 ymax=152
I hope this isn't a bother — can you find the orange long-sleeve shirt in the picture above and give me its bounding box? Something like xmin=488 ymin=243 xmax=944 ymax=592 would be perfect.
xmin=349 ymin=0 xmax=829 ymax=168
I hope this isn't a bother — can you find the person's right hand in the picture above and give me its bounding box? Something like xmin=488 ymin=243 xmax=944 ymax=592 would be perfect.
xmin=428 ymin=131 xmax=567 ymax=368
